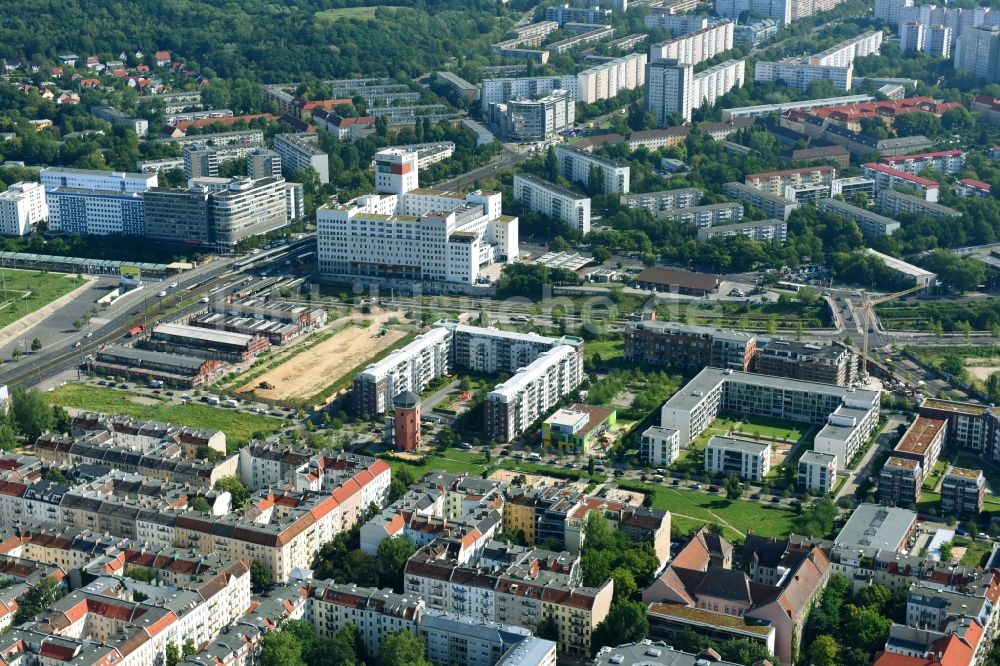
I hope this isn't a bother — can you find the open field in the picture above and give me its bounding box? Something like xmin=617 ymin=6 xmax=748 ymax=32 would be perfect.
xmin=240 ymin=317 xmax=406 ymax=401
xmin=0 ymin=269 xmax=87 ymax=330
xmin=956 ymin=537 xmax=992 ymax=568
xmin=46 ymin=384 xmax=284 ymax=450
xmin=315 ymin=6 xmax=396 ymax=22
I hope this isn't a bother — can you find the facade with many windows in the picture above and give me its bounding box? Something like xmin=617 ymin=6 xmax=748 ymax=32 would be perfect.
xmin=705 ymin=436 xmax=771 ymax=481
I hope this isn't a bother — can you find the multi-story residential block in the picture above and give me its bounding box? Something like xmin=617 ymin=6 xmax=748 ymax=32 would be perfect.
xmin=650 ymin=21 xmax=735 ymax=66
xmin=734 ymin=19 xmax=779 ymax=47
xmin=955 ymin=177 xmax=992 ymax=197
xmin=753 ymin=61 xmax=853 ymax=92
xmin=705 ymin=436 xmax=771 ymax=481
xmin=46 ymin=188 xmax=146 ymax=236
xmin=940 ymin=466 xmax=985 ymax=518
xmin=660 ymin=202 xmax=744 ymax=227
xmin=554 ymin=144 xmax=630 ymax=194
xmin=797 ymin=451 xmax=837 ymax=494
xmin=576 ymin=53 xmax=647 ymax=104
xmin=861 ymin=162 xmax=940 ymax=202
xmin=722 ymin=182 xmax=799 ymax=220
xmin=645 ymin=59 xmax=746 ymax=124
xmin=513 ymin=173 xmax=591 ymax=233
xmin=893 ymin=416 xmax=946 ymax=472
xmin=435 ymin=71 xmax=480 ymax=102
xmin=485 ymin=343 xmax=585 ymax=442
xmin=876 ymin=189 xmax=960 ymax=219
xmin=626 ymin=127 xmax=692 ymax=150
xmin=955 ymin=25 xmax=1000 ymax=83
xmin=488 ymin=89 xmax=575 ymax=141
xmin=754 ymin=340 xmax=857 ymax=386
xmin=715 ymin=0 xmax=793 ymax=24
xmin=40 ymin=167 xmax=157 ymax=194
xmin=620 ymin=188 xmax=702 ymax=212
xmin=317 ymin=148 xmax=517 ymax=286
xmin=829 ymin=175 xmax=876 ymax=200
xmin=184 ymin=146 xmax=219 ymax=179
xmin=900 ymin=21 xmax=926 ymax=53
xmin=744 ymin=166 xmax=835 ymax=196
xmin=879 ymin=456 xmax=923 ymax=506
xmin=545 ymin=4 xmax=611 ymax=26
xmin=660 ymin=368 xmax=880 ymax=467
xmin=246 ymin=147 xmax=282 ymax=179
xmin=696 ymin=218 xmax=787 ymax=243
xmin=480 ymin=76 xmax=575 ymax=111
xmin=640 ymin=426 xmax=682 ymax=466
xmin=879 ymin=149 xmax=965 ymax=175
xmin=0 ymin=182 xmax=47 ymax=236
xmin=919 ymin=398 xmax=1000 ymax=459
xmin=624 ymin=321 xmax=757 ymax=371
xmin=643 ymin=14 xmax=709 ymax=34
xmin=273 ymin=132 xmax=330 ymax=184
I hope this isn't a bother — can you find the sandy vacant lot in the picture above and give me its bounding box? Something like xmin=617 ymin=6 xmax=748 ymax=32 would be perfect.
xmin=239 ymin=316 xmax=406 ymax=402
xmin=966 ymin=364 xmax=1000 ymax=381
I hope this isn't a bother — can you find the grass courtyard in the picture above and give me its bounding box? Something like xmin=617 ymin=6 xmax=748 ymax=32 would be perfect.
xmin=46 ymin=384 xmax=284 ymax=450
xmin=0 ymin=269 xmax=86 ymax=329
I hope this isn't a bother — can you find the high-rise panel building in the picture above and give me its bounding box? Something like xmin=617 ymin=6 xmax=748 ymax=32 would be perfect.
xmin=273 ymin=132 xmax=330 ymax=184
xmin=955 ymin=25 xmax=1000 ymax=82
xmin=184 ymin=146 xmax=219 ymax=179
xmin=143 ymin=187 xmax=211 ymax=245
xmin=645 ymin=59 xmax=746 ymax=123
xmin=247 ymin=148 xmax=282 ymax=179
xmin=0 ymin=182 xmax=47 ymax=236
xmin=47 ymin=189 xmax=145 ymax=236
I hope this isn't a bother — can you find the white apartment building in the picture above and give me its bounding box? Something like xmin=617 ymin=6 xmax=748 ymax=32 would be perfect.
xmin=247 ymin=147 xmax=282 ymax=179
xmin=354 ymin=326 xmax=453 ymax=417
xmin=696 ymin=218 xmax=787 ymax=243
xmin=512 ymin=173 xmax=591 ymax=233
xmin=879 ymin=150 xmax=965 ymax=175
xmin=0 ymin=182 xmax=47 ymax=236
xmin=810 ymin=31 xmax=883 ymax=66
xmin=745 ymin=166 xmax=836 ymax=196
xmin=317 ymin=148 xmax=518 ymax=286
xmin=900 ymin=21 xmax=927 ymax=53
xmin=554 ymin=144 xmax=631 ymax=194
xmin=46 ymin=188 xmax=145 ymax=236
xmin=273 ymin=132 xmax=330 ymax=184
xmin=485 ymin=344 xmax=585 ymax=442
xmin=816 ymin=198 xmax=900 ymax=237
xmin=643 ymin=14 xmax=709 ymax=34
xmin=576 ymin=53 xmax=647 ymax=104
xmin=480 ymin=76 xmax=576 ymax=111
xmin=650 ymin=21 xmax=734 ymax=66
xmin=646 ymin=58 xmax=746 ymax=123
xmin=716 ymin=0 xmax=792 ymax=25
xmin=705 ymin=436 xmax=771 ymax=481
xmin=798 ymin=451 xmax=838 ymax=494
xmin=621 ymin=188 xmax=703 ymax=212
xmin=640 ymin=426 xmax=681 ymax=466
xmin=40 ymin=167 xmax=157 ymax=194
xmin=754 ymin=61 xmax=853 ymax=92
xmin=861 ymin=163 xmax=940 ymax=202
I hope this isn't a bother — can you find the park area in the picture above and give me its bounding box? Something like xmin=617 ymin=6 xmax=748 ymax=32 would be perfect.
xmin=315 ymin=6 xmax=397 ymax=22
xmin=45 ymin=384 xmax=284 ymax=451
xmin=0 ymin=269 xmax=88 ymax=330
xmin=237 ymin=316 xmax=411 ymax=406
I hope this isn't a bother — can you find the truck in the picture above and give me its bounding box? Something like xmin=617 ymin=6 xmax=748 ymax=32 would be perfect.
xmin=224 ymin=399 xmax=239 ymax=408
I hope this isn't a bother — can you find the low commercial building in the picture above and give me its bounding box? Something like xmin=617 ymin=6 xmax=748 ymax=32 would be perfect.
xmin=485 ymin=344 xmax=585 ymax=442
xmin=722 ymin=182 xmax=799 ymax=220
xmin=640 ymin=426 xmax=681 ymax=466
xmin=861 ymin=162 xmax=940 ymax=202
xmin=555 ymin=144 xmax=630 ymax=194
xmin=697 ymin=218 xmax=787 ymax=243
xmin=145 ymin=323 xmax=269 ymax=364
xmin=273 ymin=132 xmax=330 ymax=184
xmin=541 ymin=405 xmax=616 ymax=454
xmin=940 ymin=467 xmax=985 ymax=518
xmin=704 ymin=436 xmax=771 ymax=481
xmin=754 ymin=340 xmax=857 ymax=386
xmin=876 ymin=189 xmax=961 ymax=219
xmin=512 ymin=173 xmax=591 ymax=233
xmin=817 ymin=198 xmax=900 ymax=237
xmin=624 ymin=321 xmax=756 ymax=371
xmin=88 ymin=347 xmax=226 ymax=388
xmin=634 ymin=267 xmax=719 ymax=296
xmin=797 ymin=451 xmax=837 ymax=494
xmin=865 ymin=248 xmax=936 ymax=288
xmin=721 ymin=94 xmax=875 ymax=121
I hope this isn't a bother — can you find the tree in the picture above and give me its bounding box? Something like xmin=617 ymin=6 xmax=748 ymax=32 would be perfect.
xmin=166 ymin=643 xmax=181 ymax=666
xmin=10 ymin=387 xmax=53 ymax=441
xmin=13 ymin=576 xmax=63 ymax=624
xmin=842 ymin=603 xmax=891 ymax=654
xmin=377 ymin=630 xmax=432 ymax=666
xmin=592 ymin=601 xmax=648 ymax=655
xmin=855 ymin=583 xmax=891 ymax=612
xmin=250 ymin=559 xmax=272 ymax=593
xmin=940 ymin=540 xmax=954 ymax=562
xmin=593 ymin=246 xmax=612 ymax=264
xmin=376 ymin=536 xmax=416 ymax=591
xmin=536 ymin=616 xmax=559 ymax=642
xmin=214 ymin=475 xmax=250 ymax=508
xmin=52 ymin=405 xmax=72 ymax=433
xmin=189 ymin=496 xmax=212 ymax=513
xmin=30 ymin=337 xmax=41 ymax=352
xmin=0 ymin=425 xmax=16 ymax=452
xmin=717 ymin=639 xmax=778 ymax=665
xmin=611 ymin=566 xmax=637 ymax=601
xmin=259 ymin=630 xmax=305 ymax=666
xmin=810 ymin=635 xmax=839 ymax=666
xmin=724 ymin=474 xmax=743 ymax=500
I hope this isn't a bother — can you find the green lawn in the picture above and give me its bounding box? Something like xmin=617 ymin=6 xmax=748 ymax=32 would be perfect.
xmin=922 ymin=459 xmax=948 ymax=492
xmin=916 ymin=491 xmax=940 ymax=515
xmin=46 ymin=384 xmax=284 ymax=450
xmin=0 ymin=269 xmax=86 ymax=329
xmin=584 ymin=338 xmax=624 ymax=364
xmin=725 ymin=413 xmax=806 ymax=442
xmin=956 ymin=537 xmax=992 ymax=568
xmin=315 ymin=6 xmax=396 ymax=22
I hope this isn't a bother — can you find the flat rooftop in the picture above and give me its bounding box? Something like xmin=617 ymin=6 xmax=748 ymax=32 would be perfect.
xmin=944 ymin=466 xmax=983 ymax=480
xmin=866 ymin=248 xmax=936 ymax=280
xmin=921 ymin=398 xmax=987 ymax=417
xmin=799 ymin=450 xmax=837 ymax=465
xmin=834 ymin=503 xmax=915 ymax=552
xmin=153 ymin=323 xmax=254 ymax=346
xmin=706 ymin=435 xmax=770 ymax=455
xmin=894 ymin=416 xmax=946 ymax=457
xmin=884 ymin=456 xmax=919 ymax=470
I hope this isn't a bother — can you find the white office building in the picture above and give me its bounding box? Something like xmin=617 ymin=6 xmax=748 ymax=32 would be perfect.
xmin=705 ymin=436 xmax=771 ymax=481
xmin=554 ymin=144 xmax=630 ymax=194
xmin=488 ymin=90 xmax=575 ymax=142
xmin=209 ymin=176 xmax=288 ymax=249
xmin=47 ymin=188 xmax=145 ymax=236
xmin=40 ymin=167 xmax=156 ymax=194
xmin=317 ymin=148 xmax=518 ymax=286
xmin=576 ymin=53 xmax=648 ymax=104
xmin=512 ymin=173 xmax=591 ymax=233
xmin=650 ymin=21 xmax=734 ymax=66
xmin=646 ymin=59 xmax=746 ymax=123
xmin=0 ymin=182 xmax=47 ymax=236
xmin=273 ymin=132 xmax=330 ymax=184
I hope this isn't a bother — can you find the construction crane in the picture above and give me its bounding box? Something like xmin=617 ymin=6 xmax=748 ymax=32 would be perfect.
xmin=858 ymin=284 xmax=927 ymax=379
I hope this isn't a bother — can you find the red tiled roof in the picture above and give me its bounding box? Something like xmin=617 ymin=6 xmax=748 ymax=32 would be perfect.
xmin=862 ymin=162 xmax=939 ymax=188
xmin=959 ymin=178 xmax=990 ymax=190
